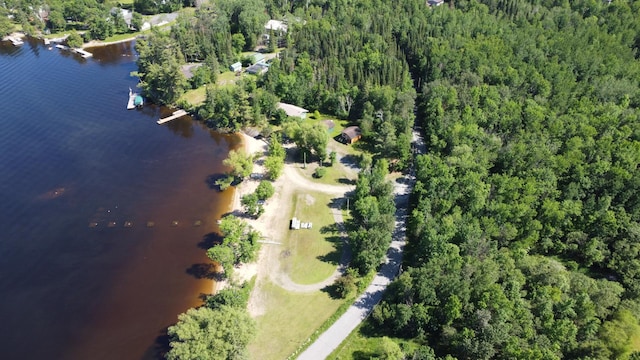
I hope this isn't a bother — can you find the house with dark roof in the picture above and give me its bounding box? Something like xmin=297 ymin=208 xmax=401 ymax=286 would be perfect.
xmin=180 ymin=63 xmax=203 ymax=79
xmin=246 ymin=62 xmax=269 ymax=75
xmin=340 ymin=126 xmax=362 ymax=144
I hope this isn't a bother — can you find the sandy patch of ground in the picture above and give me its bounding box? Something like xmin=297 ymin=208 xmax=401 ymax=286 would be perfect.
xmin=214 ymin=133 xmax=356 ymax=318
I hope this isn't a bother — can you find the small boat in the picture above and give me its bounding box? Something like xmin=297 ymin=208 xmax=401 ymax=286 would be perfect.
xmin=127 ymin=88 xmax=143 ymax=109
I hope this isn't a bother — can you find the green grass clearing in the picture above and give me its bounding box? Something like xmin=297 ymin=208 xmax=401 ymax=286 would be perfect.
xmin=179 ymin=70 xmax=241 ymax=106
xmin=180 ymin=86 xmax=207 ymax=106
xmin=249 ymin=281 xmax=344 ymax=360
xmin=285 ymin=191 xmax=342 ymax=284
xmin=297 ymin=161 xmax=356 ymax=187
xmin=102 ymin=32 xmax=138 ymax=43
xmin=217 ymin=70 xmax=240 ymax=86
xmin=328 ymin=323 xmax=421 ymax=360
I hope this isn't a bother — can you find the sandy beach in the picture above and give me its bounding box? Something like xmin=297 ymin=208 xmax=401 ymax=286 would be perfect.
xmin=211 ymin=133 xmax=268 ymax=293
xmin=83 ymin=37 xmax=138 ymax=49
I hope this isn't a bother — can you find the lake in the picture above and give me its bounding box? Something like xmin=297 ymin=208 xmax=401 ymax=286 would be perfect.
xmin=0 ymin=38 xmax=238 ymax=359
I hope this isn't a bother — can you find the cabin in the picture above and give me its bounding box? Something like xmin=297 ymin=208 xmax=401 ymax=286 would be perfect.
xmin=277 ymin=102 xmax=308 ymax=118
xmin=230 ymin=62 xmax=242 ymax=73
xmin=340 ymin=126 xmax=362 ymax=144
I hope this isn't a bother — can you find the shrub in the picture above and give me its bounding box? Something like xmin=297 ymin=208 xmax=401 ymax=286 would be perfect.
xmin=255 ymin=181 xmax=275 ymax=200
xmin=329 ymin=151 xmax=337 ymax=166
xmin=314 ymin=167 xmax=327 ymax=178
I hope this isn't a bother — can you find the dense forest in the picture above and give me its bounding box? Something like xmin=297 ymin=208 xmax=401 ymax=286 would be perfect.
xmin=266 ymin=0 xmax=639 ymax=358
xmin=135 ymin=0 xmax=640 ymax=358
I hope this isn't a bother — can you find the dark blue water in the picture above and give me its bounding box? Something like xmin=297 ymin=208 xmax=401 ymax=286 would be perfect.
xmin=0 ymin=38 xmax=239 ymax=359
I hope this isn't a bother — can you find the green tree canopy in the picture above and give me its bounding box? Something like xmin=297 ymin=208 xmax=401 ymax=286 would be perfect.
xmin=166 ymin=306 xmax=256 ymax=360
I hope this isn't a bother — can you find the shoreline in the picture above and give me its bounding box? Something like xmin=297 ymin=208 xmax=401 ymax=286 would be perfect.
xmin=211 ymin=131 xmax=267 ymax=294
xmin=83 ymin=37 xmax=138 ymax=49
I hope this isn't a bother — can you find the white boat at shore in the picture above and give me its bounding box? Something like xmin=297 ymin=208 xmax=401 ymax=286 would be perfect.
xmin=127 ymin=88 xmax=144 ymax=109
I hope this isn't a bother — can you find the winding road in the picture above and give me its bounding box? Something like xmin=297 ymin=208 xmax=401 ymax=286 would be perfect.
xmin=295 ymin=130 xmax=424 ymax=359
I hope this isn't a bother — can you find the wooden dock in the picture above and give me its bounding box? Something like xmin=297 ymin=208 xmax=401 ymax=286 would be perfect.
xmin=5 ymin=36 xmax=24 ymax=46
xmin=157 ymin=110 xmax=188 ymax=124
xmin=73 ymin=48 xmax=93 ymax=58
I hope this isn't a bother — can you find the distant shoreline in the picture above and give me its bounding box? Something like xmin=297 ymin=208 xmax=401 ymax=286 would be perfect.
xmin=83 ymin=37 xmax=138 ymax=49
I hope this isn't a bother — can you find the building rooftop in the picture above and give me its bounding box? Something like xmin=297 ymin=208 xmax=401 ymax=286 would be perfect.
xmin=265 ymin=20 xmax=288 ymax=33
xmin=277 ymin=102 xmax=308 ymax=117
xmin=341 ymin=126 xmax=362 ymax=140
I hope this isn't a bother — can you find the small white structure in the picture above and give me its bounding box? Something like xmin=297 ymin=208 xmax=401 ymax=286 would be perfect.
xmin=265 ymin=20 xmax=287 ymax=33
xmin=290 ymin=217 xmax=312 ymax=230
xmin=277 ymin=102 xmax=308 ymax=118
xmin=427 ymin=0 xmax=444 ymax=6
xmin=230 ymin=62 xmax=242 ymax=72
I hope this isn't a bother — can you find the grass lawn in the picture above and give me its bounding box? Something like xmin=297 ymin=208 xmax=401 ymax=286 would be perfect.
xmin=297 ymin=161 xmax=356 ymax=187
xmin=285 ymin=191 xmax=342 ymax=284
xmin=248 ymin=189 xmax=351 ymax=359
xmin=249 ymin=281 xmax=344 ymax=360
xmin=218 ymin=70 xmax=240 ymax=85
xmin=179 ymin=71 xmax=240 ymax=106
xmin=328 ymin=324 xmax=420 ymax=360
xmin=102 ymin=32 xmax=138 ymax=43
xmin=180 ymin=86 xmax=207 ymax=106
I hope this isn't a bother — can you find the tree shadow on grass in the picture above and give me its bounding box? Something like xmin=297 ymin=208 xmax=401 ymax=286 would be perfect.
xmin=317 ymin=234 xmax=343 ymax=265
xmin=328 ymin=197 xmax=346 ymax=210
xmin=358 ymin=317 xmax=390 ymax=338
xmin=321 ymin=282 xmax=343 ymax=300
xmin=340 ymin=154 xmax=361 ymax=170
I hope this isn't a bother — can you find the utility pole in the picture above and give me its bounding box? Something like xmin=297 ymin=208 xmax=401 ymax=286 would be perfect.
xmin=303 ymin=152 xmax=306 ymax=169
